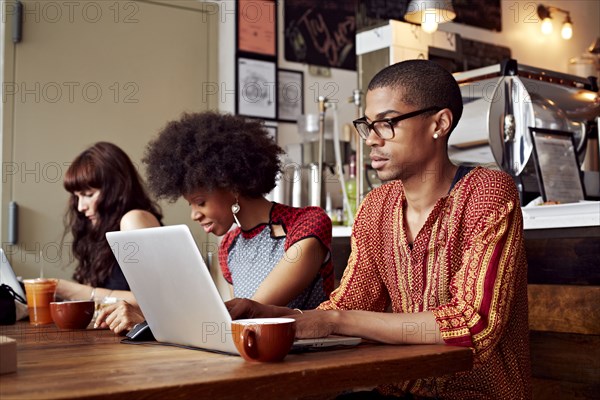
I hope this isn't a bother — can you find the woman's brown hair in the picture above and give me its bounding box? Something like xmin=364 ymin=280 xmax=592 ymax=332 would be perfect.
xmin=63 ymin=142 xmax=162 ymax=287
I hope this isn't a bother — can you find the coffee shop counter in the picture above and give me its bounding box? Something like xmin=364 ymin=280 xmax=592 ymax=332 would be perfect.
xmin=522 ymin=203 xmax=599 ymax=399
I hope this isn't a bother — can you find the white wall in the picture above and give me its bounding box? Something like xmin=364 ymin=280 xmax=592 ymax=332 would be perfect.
xmin=441 ymin=0 xmax=599 ymax=75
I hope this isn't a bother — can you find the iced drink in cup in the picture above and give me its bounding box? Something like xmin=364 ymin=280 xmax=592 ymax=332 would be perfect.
xmin=23 ymin=278 xmax=58 ymax=325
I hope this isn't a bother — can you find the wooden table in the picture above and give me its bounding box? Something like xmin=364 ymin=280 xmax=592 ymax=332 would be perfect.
xmin=0 ymin=322 xmax=473 ymax=400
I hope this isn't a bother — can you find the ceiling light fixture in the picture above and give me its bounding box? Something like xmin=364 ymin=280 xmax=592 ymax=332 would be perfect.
xmin=404 ymin=0 xmax=456 ymax=34
xmin=537 ymin=4 xmax=573 ymax=40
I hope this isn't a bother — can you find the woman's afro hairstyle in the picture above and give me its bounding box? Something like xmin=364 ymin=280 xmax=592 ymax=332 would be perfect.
xmin=143 ymin=111 xmax=284 ymax=201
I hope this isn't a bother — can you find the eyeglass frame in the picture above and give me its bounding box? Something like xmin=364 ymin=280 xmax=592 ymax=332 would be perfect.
xmin=352 ymin=106 xmax=442 ymax=140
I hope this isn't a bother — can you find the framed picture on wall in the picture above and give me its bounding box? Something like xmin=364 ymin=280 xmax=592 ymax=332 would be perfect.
xmin=237 ymin=0 xmax=277 ymax=57
xmin=264 ymin=123 xmax=278 ymax=142
xmin=237 ymin=57 xmax=277 ymax=120
xmin=277 ymin=69 xmax=304 ymax=123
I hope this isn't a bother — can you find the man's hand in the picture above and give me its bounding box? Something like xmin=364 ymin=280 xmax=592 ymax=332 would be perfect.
xmin=94 ymin=300 xmax=144 ymax=335
xmin=291 ymin=310 xmax=337 ymax=339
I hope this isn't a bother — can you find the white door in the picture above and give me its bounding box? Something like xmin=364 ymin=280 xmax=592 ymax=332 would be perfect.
xmin=1 ymin=0 xmax=220 ymax=279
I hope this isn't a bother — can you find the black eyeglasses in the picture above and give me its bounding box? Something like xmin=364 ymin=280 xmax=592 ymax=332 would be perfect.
xmin=352 ymin=106 xmax=442 ymax=140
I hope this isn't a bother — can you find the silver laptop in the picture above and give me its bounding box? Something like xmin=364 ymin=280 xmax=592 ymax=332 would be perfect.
xmin=106 ymin=225 xmax=360 ymax=355
xmin=1 ymin=248 xmax=26 ymax=301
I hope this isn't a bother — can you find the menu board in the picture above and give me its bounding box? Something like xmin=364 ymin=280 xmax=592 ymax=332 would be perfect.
xmin=530 ymin=128 xmax=585 ymax=204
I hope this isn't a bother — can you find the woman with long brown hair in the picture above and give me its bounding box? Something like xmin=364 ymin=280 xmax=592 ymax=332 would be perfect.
xmin=55 ymin=142 xmax=162 ymax=306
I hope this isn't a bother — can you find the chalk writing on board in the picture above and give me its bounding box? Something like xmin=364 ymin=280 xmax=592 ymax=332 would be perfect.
xmin=284 ymin=1 xmax=356 ymax=71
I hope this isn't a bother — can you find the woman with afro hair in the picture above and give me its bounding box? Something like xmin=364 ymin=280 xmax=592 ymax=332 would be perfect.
xmin=97 ymin=112 xmax=334 ymax=334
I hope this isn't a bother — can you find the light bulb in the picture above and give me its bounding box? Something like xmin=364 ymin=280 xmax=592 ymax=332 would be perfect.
xmin=422 ymin=20 xmax=438 ymax=33
xmin=421 ymin=12 xmax=438 ymax=34
xmin=561 ymin=21 xmax=573 ymax=40
xmin=541 ymin=17 xmax=553 ymax=35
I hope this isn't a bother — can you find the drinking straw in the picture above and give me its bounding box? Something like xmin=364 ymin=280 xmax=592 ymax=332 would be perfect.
xmin=39 ymin=251 xmax=44 ymax=279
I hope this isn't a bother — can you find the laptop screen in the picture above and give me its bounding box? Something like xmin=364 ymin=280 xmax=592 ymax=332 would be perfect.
xmin=1 ymin=248 xmax=26 ymax=300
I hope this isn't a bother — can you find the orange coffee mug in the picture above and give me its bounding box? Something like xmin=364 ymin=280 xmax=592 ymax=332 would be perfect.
xmin=50 ymin=300 xmax=95 ymax=330
xmin=23 ymin=278 xmax=58 ymax=325
xmin=232 ymin=318 xmax=296 ymax=362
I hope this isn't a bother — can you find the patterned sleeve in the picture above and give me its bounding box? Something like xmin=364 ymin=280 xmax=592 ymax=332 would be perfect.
xmin=431 ymin=172 xmax=527 ymax=357
xmin=218 ymin=230 xmax=238 ymax=285
xmin=284 ymin=206 xmax=332 ymax=252
xmin=318 ymin=191 xmax=390 ymax=312
xmin=285 ymin=207 xmax=335 ymax=294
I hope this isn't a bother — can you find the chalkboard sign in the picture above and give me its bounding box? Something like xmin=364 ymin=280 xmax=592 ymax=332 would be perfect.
xmin=284 ymin=0 xmax=357 ymax=71
xmin=453 ymin=0 xmax=502 ymax=32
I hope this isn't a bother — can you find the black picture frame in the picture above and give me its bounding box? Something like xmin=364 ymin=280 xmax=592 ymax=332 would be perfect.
xmin=277 ymin=69 xmax=304 ymax=123
xmin=530 ymin=127 xmax=586 ymax=203
xmin=236 ymin=57 xmax=277 ymax=120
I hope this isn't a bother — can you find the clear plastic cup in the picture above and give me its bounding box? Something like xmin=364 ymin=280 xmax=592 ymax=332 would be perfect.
xmin=23 ymin=278 xmax=58 ymax=325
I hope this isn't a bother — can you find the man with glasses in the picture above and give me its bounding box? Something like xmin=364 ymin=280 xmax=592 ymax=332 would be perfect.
xmin=227 ymin=60 xmax=530 ymax=399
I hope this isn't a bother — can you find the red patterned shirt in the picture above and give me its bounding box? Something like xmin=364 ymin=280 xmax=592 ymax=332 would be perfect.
xmin=319 ymin=167 xmax=531 ymax=399
xmin=220 ymin=203 xmax=334 ymax=309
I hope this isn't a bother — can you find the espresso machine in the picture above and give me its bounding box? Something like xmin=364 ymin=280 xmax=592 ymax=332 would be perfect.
xmin=450 ymin=59 xmax=600 ymax=203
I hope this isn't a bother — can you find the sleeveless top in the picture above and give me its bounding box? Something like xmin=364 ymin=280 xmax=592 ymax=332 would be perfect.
xmin=219 ymin=202 xmax=333 ymax=309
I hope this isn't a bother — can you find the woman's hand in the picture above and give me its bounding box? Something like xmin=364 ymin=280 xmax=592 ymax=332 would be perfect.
xmin=225 ymin=298 xmax=266 ymax=320
xmin=94 ymin=300 xmax=144 ymax=335
xmin=225 ymin=298 xmax=294 ymax=320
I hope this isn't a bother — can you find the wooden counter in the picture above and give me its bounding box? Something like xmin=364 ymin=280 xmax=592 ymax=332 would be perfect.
xmin=0 ymin=323 xmax=473 ymax=400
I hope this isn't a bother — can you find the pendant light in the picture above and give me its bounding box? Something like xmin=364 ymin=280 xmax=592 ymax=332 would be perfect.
xmin=404 ymin=0 xmax=456 ymax=34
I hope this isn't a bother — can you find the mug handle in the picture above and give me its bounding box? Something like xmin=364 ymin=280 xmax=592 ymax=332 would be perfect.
xmin=241 ymin=327 xmax=259 ymax=360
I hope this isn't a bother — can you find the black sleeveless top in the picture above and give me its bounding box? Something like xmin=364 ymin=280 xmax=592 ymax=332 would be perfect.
xmin=102 ymin=263 xmax=130 ymax=291
xmin=449 ymin=165 xmax=474 ymax=193
xmin=101 ymin=215 xmax=163 ymax=291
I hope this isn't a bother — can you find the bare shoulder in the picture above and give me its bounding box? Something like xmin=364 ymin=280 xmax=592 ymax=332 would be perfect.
xmin=120 ymin=210 xmax=161 ymax=231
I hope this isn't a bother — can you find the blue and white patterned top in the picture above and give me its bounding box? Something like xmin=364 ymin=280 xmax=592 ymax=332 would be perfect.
xmin=219 ymin=202 xmax=333 ymax=310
